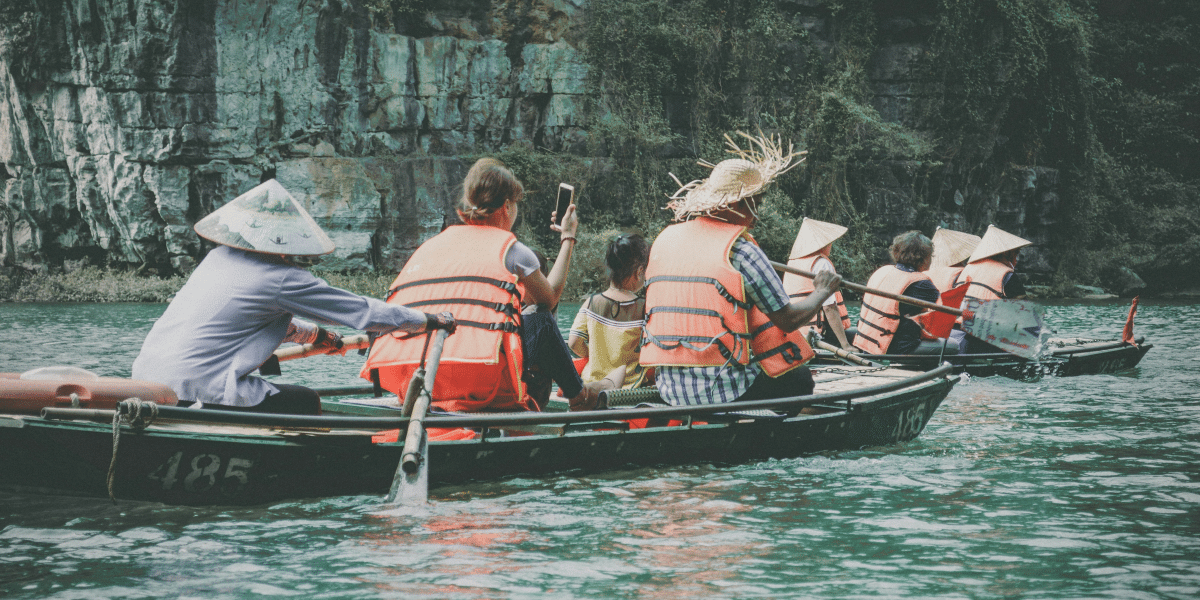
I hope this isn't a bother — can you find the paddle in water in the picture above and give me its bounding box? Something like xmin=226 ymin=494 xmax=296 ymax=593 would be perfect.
xmin=386 ymin=328 xmax=451 ymax=506
xmin=771 ymin=261 xmax=1049 ymax=360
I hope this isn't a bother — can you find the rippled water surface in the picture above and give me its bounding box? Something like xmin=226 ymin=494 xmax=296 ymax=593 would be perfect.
xmin=1 ymin=300 xmax=1198 ymax=599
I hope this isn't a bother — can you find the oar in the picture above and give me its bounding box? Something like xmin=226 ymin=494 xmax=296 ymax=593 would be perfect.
xmin=813 ymin=339 xmax=881 ymax=367
xmin=771 ymin=261 xmax=1048 ymax=360
xmin=273 ymin=334 xmax=370 ymax=362
xmin=385 ymin=328 xmax=450 ymax=506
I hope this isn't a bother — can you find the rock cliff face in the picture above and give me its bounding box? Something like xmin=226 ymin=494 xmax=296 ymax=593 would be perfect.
xmin=0 ymin=0 xmax=1058 ymax=275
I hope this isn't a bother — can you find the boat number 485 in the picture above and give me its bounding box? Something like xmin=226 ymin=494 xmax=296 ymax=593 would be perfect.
xmin=891 ymin=401 xmax=929 ymax=441
xmin=148 ymin=452 xmax=254 ymax=494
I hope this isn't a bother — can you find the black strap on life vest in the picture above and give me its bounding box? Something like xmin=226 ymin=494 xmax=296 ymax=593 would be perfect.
xmin=641 ymin=331 xmax=740 ymax=363
xmin=750 ymin=341 xmax=804 ymax=364
xmin=645 ymin=275 xmax=752 ymax=311
xmin=645 ymin=305 xmax=724 ymax=319
xmin=456 ymin=319 xmax=520 ymax=333
xmin=403 ymin=297 xmax=518 ymax=316
xmin=854 ymin=331 xmax=882 ymax=352
xmin=388 ymin=275 xmax=518 ymax=301
xmin=861 ymin=301 xmax=901 ymax=320
xmin=967 ymin=280 xmax=1004 ymax=298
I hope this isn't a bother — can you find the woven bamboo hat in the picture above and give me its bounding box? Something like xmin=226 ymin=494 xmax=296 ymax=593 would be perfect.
xmin=666 ymin=132 xmax=805 ymax=221
xmin=967 ymin=224 xmax=1031 ymax=263
xmin=194 ymin=179 xmax=335 ymax=256
xmin=789 ymin=218 xmax=848 ymax=259
xmin=930 ymin=227 xmax=982 ymax=268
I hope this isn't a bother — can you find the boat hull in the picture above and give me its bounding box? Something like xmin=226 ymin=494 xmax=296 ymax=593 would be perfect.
xmin=816 ymin=339 xmax=1151 ymax=380
xmin=0 ymin=377 xmax=954 ymax=506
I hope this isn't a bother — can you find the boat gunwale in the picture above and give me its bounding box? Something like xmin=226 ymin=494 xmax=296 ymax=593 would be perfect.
xmin=34 ymin=364 xmax=954 ymax=431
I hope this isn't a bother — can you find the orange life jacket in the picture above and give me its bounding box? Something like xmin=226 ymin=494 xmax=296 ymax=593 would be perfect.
xmin=957 ymin=258 xmax=1012 ymax=303
xmin=640 ymin=217 xmax=815 ymax=377
xmin=361 ymin=225 xmax=533 ymax=413
xmin=852 ymin=265 xmax=933 ymax=355
xmin=926 ymin=265 xmax=964 ymax=295
xmin=783 ymin=254 xmax=851 ymax=335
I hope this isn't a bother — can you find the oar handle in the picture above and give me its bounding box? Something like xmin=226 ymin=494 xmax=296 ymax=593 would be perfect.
xmin=400 ymin=329 xmax=450 ymax=475
xmin=274 ymin=334 xmax=370 ymax=362
xmin=771 ymin=261 xmax=961 ymax=317
xmin=813 ymin=339 xmax=880 ymax=367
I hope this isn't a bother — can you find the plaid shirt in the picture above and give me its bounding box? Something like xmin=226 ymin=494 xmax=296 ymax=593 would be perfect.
xmin=655 ymin=239 xmax=791 ymax=406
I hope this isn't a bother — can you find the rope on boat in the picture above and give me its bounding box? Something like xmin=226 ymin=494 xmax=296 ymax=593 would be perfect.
xmin=107 ymin=399 xmax=158 ymax=504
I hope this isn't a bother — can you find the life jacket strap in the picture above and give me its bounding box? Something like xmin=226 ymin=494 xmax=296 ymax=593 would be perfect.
xmin=641 ymin=330 xmax=740 ymax=362
xmin=456 ymin=319 xmax=521 ymax=333
xmin=388 ymin=275 xmax=518 ymax=300
xmin=861 ymin=301 xmax=900 ymax=320
xmin=750 ymin=341 xmax=804 ymax=364
xmin=646 ymin=275 xmax=752 ymax=311
xmin=404 ymin=297 xmax=518 ymax=316
xmin=967 ymin=281 xmax=1004 ymax=298
xmin=646 ymin=305 xmax=723 ymax=319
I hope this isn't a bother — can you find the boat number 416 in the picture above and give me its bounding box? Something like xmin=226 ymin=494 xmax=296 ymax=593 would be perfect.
xmin=891 ymin=401 xmax=929 ymax=441
xmin=148 ymin=452 xmax=254 ymax=494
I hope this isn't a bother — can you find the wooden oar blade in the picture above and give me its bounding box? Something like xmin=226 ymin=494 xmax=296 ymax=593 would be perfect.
xmin=387 ymin=431 xmax=429 ymax=505
xmin=960 ymin=298 xmax=1050 ymax=360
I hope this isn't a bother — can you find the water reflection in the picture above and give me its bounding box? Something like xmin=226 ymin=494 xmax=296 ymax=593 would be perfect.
xmin=0 ymin=301 xmax=1197 ymax=598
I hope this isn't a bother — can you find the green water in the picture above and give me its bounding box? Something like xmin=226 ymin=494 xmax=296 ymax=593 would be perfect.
xmin=1 ymin=300 xmax=1197 ymax=599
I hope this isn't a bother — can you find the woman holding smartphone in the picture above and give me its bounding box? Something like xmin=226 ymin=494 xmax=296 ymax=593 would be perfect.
xmin=364 ymin=159 xmax=621 ymax=413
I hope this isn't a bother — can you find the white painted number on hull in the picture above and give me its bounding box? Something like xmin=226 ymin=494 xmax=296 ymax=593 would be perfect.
xmin=891 ymin=401 xmax=929 ymax=441
xmin=148 ymin=452 xmax=254 ymax=495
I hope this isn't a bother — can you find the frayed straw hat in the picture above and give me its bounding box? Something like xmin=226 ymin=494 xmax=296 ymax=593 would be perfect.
xmin=666 ymin=132 xmax=805 ymax=221
xmin=967 ymin=224 xmax=1031 ymax=264
xmin=194 ymin=179 xmax=335 ymax=256
xmin=930 ymin=227 xmax=982 ymax=268
xmin=789 ymin=218 xmax=847 ymax=259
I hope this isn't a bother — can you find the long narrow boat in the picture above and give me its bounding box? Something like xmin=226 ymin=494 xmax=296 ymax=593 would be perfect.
xmin=0 ymin=364 xmax=955 ymax=506
xmin=814 ymin=337 xmax=1151 ymax=380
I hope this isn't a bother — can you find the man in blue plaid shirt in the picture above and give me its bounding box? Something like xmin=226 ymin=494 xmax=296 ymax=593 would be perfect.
xmin=645 ymin=133 xmax=841 ymax=406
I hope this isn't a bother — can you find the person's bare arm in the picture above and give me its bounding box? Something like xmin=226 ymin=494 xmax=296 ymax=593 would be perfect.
xmin=823 ymin=304 xmax=853 ymax=350
xmin=767 ymin=270 xmax=841 ymax=332
xmin=524 ymin=204 xmax=579 ymax=308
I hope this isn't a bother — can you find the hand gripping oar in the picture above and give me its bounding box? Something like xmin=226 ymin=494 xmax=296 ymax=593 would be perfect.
xmin=385 ymin=328 xmax=450 ymax=506
xmin=771 ymin=261 xmax=1048 ymax=360
xmin=273 ymin=334 xmax=370 ymax=362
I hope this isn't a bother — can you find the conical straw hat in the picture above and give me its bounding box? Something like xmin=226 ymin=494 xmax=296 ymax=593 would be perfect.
xmin=967 ymin=224 xmax=1031 ymax=263
xmin=930 ymin=227 xmax=982 ymax=268
xmin=667 ymin=131 xmax=805 ymax=221
xmin=194 ymin=179 xmax=335 ymax=256
xmin=789 ymin=218 xmax=848 ymax=259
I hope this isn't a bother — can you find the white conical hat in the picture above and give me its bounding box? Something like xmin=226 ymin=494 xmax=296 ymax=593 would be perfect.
xmin=194 ymin=179 xmax=335 ymax=256
xmin=666 ymin=132 xmax=805 ymax=221
xmin=967 ymin=224 xmax=1031 ymax=263
xmin=930 ymin=227 xmax=982 ymax=268
xmin=789 ymin=218 xmax=847 ymax=259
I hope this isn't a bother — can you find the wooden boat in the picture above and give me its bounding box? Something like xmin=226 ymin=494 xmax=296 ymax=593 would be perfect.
xmin=815 ymin=337 xmax=1151 ymax=380
xmin=0 ymin=363 xmax=955 ymax=506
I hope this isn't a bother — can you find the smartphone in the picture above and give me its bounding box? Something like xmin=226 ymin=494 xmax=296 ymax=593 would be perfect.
xmin=554 ymin=183 xmax=574 ymax=226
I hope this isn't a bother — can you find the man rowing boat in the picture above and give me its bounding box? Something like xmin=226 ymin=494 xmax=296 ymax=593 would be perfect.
xmin=640 ymin=132 xmax=841 ymax=406
xmin=132 ymin=180 xmax=453 ymax=415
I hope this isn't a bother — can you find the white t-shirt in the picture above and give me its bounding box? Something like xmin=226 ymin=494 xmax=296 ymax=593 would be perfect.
xmin=813 ymin=256 xmax=837 ymax=307
xmin=504 ymin=241 xmax=542 ymax=278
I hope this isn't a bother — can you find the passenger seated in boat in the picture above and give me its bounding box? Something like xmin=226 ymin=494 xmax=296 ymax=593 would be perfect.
xmin=782 ymin=218 xmax=855 ymax=351
xmin=956 ymin=224 xmax=1032 ymax=353
xmin=852 ymin=231 xmax=955 ymax=356
xmin=642 ymin=132 xmax=841 ymax=406
xmin=926 ymin=227 xmax=981 ymax=295
xmin=363 ymin=159 xmax=620 ymax=413
xmin=568 ymin=233 xmax=652 ymax=389
xmin=131 ymin=180 xmax=448 ymax=416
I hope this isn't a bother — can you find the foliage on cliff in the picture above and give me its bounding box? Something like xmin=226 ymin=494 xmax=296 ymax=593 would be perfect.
xmin=505 ymin=0 xmax=1198 ymax=294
